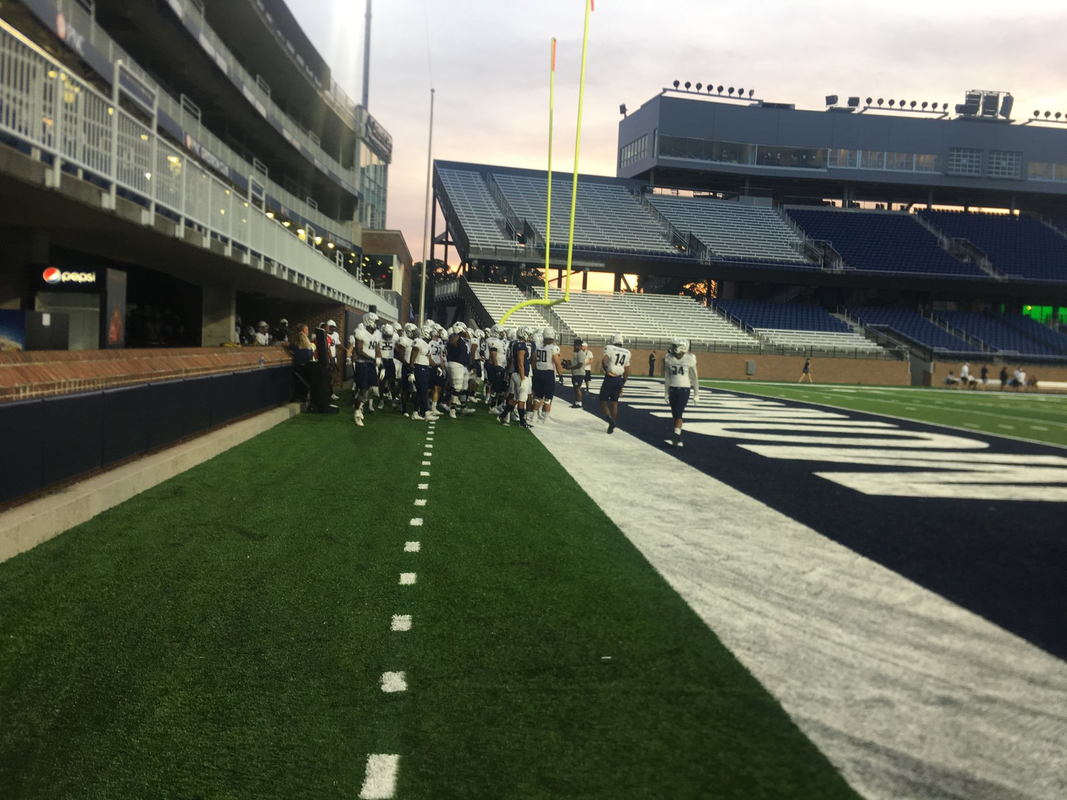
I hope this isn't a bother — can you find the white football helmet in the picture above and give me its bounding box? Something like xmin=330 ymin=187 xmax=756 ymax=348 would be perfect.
xmin=507 ymin=327 xmax=518 ymax=340
xmin=491 ymin=324 xmax=505 ymax=337
xmin=382 ymin=323 xmax=395 ymax=339
xmin=419 ymin=324 xmax=433 ymax=340
xmin=542 ymin=326 xmax=556 ymax=342
xmin=518 ymin=325 xmax=533 ymax=341
xmin=404 ymin=322 xmax=419 ymax=337
xmin=671 ymin=337 xmax=690 ymax=356
xmin=363 ymin=312 xmax=379 ymax=330
xmin=611 ymin=333 xmax=625 ymax=346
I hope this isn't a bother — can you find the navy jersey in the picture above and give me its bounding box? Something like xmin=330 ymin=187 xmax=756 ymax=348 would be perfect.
xmin=446 ymin=336 xmax=471 ymax=366
xmin=510 ymin=341 xmax=530 ymax=376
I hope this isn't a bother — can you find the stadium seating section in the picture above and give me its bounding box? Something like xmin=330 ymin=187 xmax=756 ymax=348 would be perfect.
xmin=715 ymin=300 xmax=884 ymax=353
xmin=788 ymin=209 xmax=987 ymax=277
xmin=931 ymin=311 xmax=1067 ymax=357
xmin=492 ymin=175 xmax=677 ymax=254
xmin=919 ymin=211 xmax=1067 ymax=282
xmin=436 ymin=168 xmax=516 ymax=250
xmin=649 ymin=195 xmax=814 ymax=266
xmin=466 ymin=283 xmax=553 ymax=330
xmin=846 ymin=307 xmax=980 ymax=353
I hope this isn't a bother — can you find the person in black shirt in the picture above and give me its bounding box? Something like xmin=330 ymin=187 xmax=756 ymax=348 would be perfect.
xmin=648 ymin=351 xmax=656 ymax=377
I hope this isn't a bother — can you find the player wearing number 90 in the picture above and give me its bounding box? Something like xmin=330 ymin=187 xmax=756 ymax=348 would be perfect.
xmin=530 ymin=327 xmax=563 ymax=424
xmin=599 ymin=333 xmax=631 ymax=434
xmin=663 ymin=338 xmax=699 ymax=448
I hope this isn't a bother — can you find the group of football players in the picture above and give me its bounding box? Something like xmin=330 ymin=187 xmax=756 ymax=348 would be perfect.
xmin=340 ymin=311 xmax=700 ymax=444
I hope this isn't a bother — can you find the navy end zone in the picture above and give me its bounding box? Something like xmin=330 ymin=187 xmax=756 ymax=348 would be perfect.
xmin=564 ymin=378 xmax=1067 ymax=660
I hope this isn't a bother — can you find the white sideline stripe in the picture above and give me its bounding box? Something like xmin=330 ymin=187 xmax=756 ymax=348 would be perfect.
xmin=404 ymin=541 xmax=420 ymax=552
xmin=381 ymin=671 xmax=407 ymax=692
xmin=423 ymin=451 xmax=432 ymax=457
xmin=426 ymin=437 xmax=434 ymax=441
xmin=532 ymin=412 xmax=1067 ymax=800
xmin=399 ymin=572 xmax=416 ymax=585
xmin=1033 ymin=426 xmax=1049 ymax=431
xmin=420 ymin=471 xmax=430 ymax=476
xmin=426 ymin=444 xmax=434 ymax=449
xmin=422 ymin=461 xmax=431 ymax=466
xmin=391 ymin=615 xmax=412 ymax=632
xmin=418 ymin=484 xmax=429 ymax=490
xmin=414 ymin=499 xmax=427 ymax=506
xmin=359 ymin=754 xmax=399 ymax=799
xmin=409 ymin=518 xmax=423 ymax=526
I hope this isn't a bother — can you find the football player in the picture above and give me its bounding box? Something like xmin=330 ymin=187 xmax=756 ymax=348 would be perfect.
xmin=408 ymin=324 xmax=438 ymax=421
xmin=599 ymin=333 xmax=631 ymax=434
xmin=485 ymin=324 xmax=507 ymax=412
xmin=395 ymin=322 xmax=418 ymax=416
xmin=570 ymin=339 xmax=592 ymax=407
xmin=378 ymin=323 xmax=398 ymax=410
xmin=530 ymin=326 xmax=563 ymax=424
xmin=663 ymin=337 xmax=699 ymax=447
xmin=499 ymin=326 xmax=533 ymax=428
xmin=349 ymin=312 xmax=380 ymax=427
xmin=445 ymin=322 xmax=476 ymax=418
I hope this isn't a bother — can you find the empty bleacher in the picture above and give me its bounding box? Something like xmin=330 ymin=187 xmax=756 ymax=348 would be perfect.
xmin=932 ymin=311 xmax=1067 ymax=357
xmin=492 ymin=174 xmax=676 ymax=254
xmin=436 ymin=168 xmax=516 ymax=250
xmin=466 ymin=283 xmax=552 ymax=330
xmin=649 ymin=195 xmax=813 ymax=265
xmin=919 ymin=211 xmax=1067 ymax=282
xmin=539 ymin=289 xmax=758 ymax=348
xmin=998 ymin=315 xmax=1067 ymax=356
xmin=715 ymin=299 xmax=885 ymax=354
xmin=846 ymin=307 xmax=980 ymax=354
xmin=788 ymin=209 xmax=987 ymax=277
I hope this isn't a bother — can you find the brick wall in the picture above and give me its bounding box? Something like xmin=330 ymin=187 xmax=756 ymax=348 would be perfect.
xmin=931 ymin=360 xmax=1067 ymax=388
xmin=0 ymin=346 xmax=293 ymax=401
xmin=589 ymin=347 xmax=912 ymax=386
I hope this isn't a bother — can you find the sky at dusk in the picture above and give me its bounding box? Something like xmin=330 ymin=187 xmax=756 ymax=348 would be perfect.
xmin=288 ymin=0 xmax=1067 ymax=272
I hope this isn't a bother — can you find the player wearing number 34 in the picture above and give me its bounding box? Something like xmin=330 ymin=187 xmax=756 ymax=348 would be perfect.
xmin=663 ymin=338 xmax=699 ymax=448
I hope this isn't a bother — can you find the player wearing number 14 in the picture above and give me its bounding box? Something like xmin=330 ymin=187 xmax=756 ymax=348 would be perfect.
xmin=599 ymin=333 xmax=631 ymax=434
xmin=663 ymin=338 xmax=699 ymax=448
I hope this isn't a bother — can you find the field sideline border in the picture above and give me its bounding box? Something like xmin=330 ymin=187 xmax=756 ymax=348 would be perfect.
xmin=699 ymin=379 xmax=1067 ymax=451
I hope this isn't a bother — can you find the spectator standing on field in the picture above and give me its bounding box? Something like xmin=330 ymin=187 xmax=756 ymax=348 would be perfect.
xmin=648 ymin=351 xmax=657 ymax=377
xmin=980 ymin=364 xmax=989 ymax=390
xmin=799 ymin=357 xmax=813 ymax=383
xmin=999 ymin=366 xmax=1009 ymax=390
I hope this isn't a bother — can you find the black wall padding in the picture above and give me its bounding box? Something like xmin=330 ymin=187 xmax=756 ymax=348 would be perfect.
xmin=40 ymin=391 xmax=105 ymax=488
xmin=102 ymin=384 xmax=151 ymax=467
xmin=0 ymin=399 xmax=45 ymax=504
xmin=0 ymin=366 xmax=292 ymax=506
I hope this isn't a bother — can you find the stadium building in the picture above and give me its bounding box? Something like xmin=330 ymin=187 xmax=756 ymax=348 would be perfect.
xmin=0 ymin=0 xmax=408 ymax=351
xmin=429 ymin=86 xmax=1067 ymax=385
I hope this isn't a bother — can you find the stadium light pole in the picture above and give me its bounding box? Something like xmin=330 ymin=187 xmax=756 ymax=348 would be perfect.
xmin=418 ymin=87 xmax=435 ymax=327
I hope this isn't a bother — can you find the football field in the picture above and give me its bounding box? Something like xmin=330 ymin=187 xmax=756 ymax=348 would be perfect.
xmin=1 ymin=383 xmax=1065 ymax=799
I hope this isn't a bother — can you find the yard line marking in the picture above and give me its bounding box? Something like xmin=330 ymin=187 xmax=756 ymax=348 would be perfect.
xmin=426 ymin=444 xmax=434 ymax=448
xmin=1033 ymin=426 xmax=1049 ymax=431
xmin=420 ymin=471 xmax=430 ymax=477
xmin=359 ymin=754 xmax=399 ymax=799
xmin=391 ymin=615 xmax=412 ymax=632
xmin=423 ymin=451 xmax=432 ymax=457
xmin=414 ymin=499 xmax=427 ymax=507
xmin=426 ymin=437 xmax=434 ymax=441
xmin=998 ymin=424 xmax=1015 ymax=429
xmin=409 ymin=518 xmax=423 ymax=526
xmin=964 ymin=423 xmax=981 ymax=428
xmin=381 ymin=672 xmax=407 ymax=692
xmin=418 ymin=484 xmax=429 ymax=490
xmin=404 ymin=541 xmax=420 ymax=552
xmin=399 ymin=572 xmax=417 ymax=585
xmin=422 ymin=461 xmax=431 ymax=466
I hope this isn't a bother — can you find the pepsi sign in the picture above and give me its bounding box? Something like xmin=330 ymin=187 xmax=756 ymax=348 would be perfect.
xmin=42 ymin=267 xmax=96 ymax=285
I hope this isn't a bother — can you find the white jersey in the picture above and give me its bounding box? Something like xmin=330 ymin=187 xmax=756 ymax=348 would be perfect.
xmin=379 ymin=335 xmax=395 ymax=360
xmin=429 ymin=338 xmax=445 ymax=367
xmin=396 ymin=335 xmax=413 ymax=364
xmin=571 ymin=348 xmax=592 ymax=375
xmin=411 ymin=337 xmax=431 ymax=367
xmin=535 ymin=342 xmax=561 ymax=371
xmin=960 ymin=364 xmax=970 ymax=380
xmin=603 ymin=345 xmax=631 ymax=377
xmin=255 ymin=331 xmax=270 ymax=346
xmin=665 ymin=352 xmax=698 ymax=388
xmin=351 ymin=324 xmax=378 ymax=363
xmin=487 ymin=337 xmax=507 ymax=368
xmin=327 ymin=330 xmax=340 ymax=359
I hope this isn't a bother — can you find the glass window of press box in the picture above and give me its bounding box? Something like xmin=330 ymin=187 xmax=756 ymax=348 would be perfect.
xmin=657 ymin=136 xmax=828 ymax=170
xmin=359 ymin=144 xmax=389 ymax=230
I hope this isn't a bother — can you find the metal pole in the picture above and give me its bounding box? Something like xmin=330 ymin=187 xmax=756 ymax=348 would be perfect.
xmin=362 ymin=0 xmax=372 ymax=110
xmin=418 ymin=87 xmax=434 ymax=326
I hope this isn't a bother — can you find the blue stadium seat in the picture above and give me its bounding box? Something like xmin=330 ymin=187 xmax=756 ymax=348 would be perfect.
xmin=715 ymin=300 xmax=851 ymax=332
xmin=919 ymin=211 xmax=1067 ymax=282
xmin=846 ymin=307 xmax=979 ymax=353
xmin=788 ymin=209 xmax=988 ymax=278
xmin=932 ymin=311 xmax=1067 ymax=357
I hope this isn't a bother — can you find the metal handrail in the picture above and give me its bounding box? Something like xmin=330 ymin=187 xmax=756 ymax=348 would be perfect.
xmin=0 ymin=20 xmax=393 ymax=316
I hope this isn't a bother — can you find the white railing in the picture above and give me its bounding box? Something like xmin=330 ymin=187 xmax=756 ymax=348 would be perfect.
xmin=0 ymin=21 xmax=394 ymax=317
xmin=35 ymin=0 xmax=356 ymax=238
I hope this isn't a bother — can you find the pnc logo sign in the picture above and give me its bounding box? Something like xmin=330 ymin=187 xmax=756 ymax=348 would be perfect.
xmin=42 ymin=267 xmax=96 ymax=285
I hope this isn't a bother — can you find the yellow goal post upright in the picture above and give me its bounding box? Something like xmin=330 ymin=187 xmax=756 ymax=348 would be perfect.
xmin=499 ymin=0 xmax=593 ymax=327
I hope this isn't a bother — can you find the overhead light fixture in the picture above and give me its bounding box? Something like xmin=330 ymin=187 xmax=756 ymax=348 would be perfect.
xmin=684 ymin=81 xmax=691 ymax=90
xmin=695 ymin=83 xmax=702 ymax=91
xmin=327 ymin=242 xmax=335 ymax=249
xmin=266 ymin=211 xmax=275 ymax=219
xmin=707 ymin=85 xmax=714 ymax=94
xmin=888 ymin=99 xmax=896 ymax=107
xmin=283 ymin=220 xmax=291 ymax=227
xmin=297 ymin=228 xmax=306 ymax=235
xmin=738 ymin=87 xmax=745 ymax=97
xmin=716 ymin=85 xmax=724 ymax=94
xmin=748 ymin=89 xmax=755 ymax=98
xmin=877 ymin=98 xmax=884 ymax=106
xmin=619 ymin=103 xmax=627 ymax=116
xmin=673 ymin=79 xmax=680 ymax=89
xmin=728 ymin=87 xmax=735 ymax=96
xmin=848 ymin=97 xmax=860 ymax=108
xmin=825 ymin=95 xmax=838 ymax=106
xmin=314 ymin=236 xmax=323 ymax=245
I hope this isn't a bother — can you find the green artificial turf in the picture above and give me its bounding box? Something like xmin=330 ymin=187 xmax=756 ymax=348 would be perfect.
xmin=704 ymin=380 xmax=1067 ymax=447
xmin=0 ymin=393 xmax=861 ymax=799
